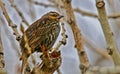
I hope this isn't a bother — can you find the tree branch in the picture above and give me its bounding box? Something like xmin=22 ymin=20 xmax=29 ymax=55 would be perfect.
xmin=32 ymin=1 xmax=55 ymax=8
xmin=74 ymin=8 xmax=120 ymax=19
xmin=60 ymin=0 xmax=90 ymax=73
xmin=31 ymin=51 xmax=61 ymax=74
xmin=96 ymin=0 xmax=120 ymax=65
xmin=0 ymin=0 xmax=21 ymax=42
xmin=83 ymin=36 xmax=112 ymax=62
xmin=32 ymin=1 xmax=120 ymax=19
xmin=8 ymin=0 xmax=29 ymax=26
xmin=28 ymin=0 xmax=36 ymax=20
xmin=0 ymin=28 xmax=7 ymax=74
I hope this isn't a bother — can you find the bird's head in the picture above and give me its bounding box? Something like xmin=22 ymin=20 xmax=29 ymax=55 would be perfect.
xmin=44 ymin=11 xmax=64 ymax=21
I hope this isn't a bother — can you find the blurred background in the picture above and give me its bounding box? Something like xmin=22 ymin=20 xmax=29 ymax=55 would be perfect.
xmin=0 ymin=0 xmax=120 ymax=74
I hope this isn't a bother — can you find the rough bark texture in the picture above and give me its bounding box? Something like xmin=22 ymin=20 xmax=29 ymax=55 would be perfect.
xmin=61 ymin=0 xmax=90 ymax=73
xmin=96 ymin=0 xmax=120 ymax=65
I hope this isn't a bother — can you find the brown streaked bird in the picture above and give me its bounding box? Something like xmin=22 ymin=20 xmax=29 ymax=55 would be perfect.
xmin=20 ymin=11 xmax=63 ymax=72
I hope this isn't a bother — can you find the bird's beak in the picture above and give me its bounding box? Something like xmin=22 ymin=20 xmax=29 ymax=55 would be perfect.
xmin=57 ymin=15 xmax=64 ymax=19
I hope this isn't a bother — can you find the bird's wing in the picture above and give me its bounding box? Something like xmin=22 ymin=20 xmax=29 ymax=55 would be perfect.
xmin=20 ymin=18 xmax=44 ymax=51
xmin=25 ymin=19 xmax=60 ymax=51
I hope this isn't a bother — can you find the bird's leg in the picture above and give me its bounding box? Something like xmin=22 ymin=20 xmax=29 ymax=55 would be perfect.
xmin=40 ymin=45 xmax=50 ymax=60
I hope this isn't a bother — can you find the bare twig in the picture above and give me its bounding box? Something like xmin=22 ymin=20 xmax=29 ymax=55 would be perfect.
xmin=0 ymin=15 xmax=21 ymax=56
xmin=32 ymin=1 xmax=55 ymax=8
xmin=0 ymin=0 xmax=32 ymax=73
xmin=74 ymin=8 xmax=98 ymax=18
xmin=74 ymin=8 xmax=120 ymax=19
xmin=103 ymin=13 xmax=120 ymax=18
xmin=85 ymin=66 xmax=120 ymax=74
xmin=32 ymin=1 xmax=120 ymax=19
xmin=28 ymin=0 xmax=36 ymax=20
xmin=83 ymin=36 xmax=113 ymax=62
xmin=8 ymin=0 xmax=29 ymax=26
xmin=96 ymin=0 xmax=120 ymax=65
xmin=0 ymin=0 xmax=21 ymax=42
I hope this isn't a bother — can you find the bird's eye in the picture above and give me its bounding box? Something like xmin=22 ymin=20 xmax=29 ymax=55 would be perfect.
xmin=48 ymin=12 xmax=60 ymax=20
xmin=51 ymin=14 xmax=58 ymax=17
xmin=49 ymin=12 xmax=58 ymax=16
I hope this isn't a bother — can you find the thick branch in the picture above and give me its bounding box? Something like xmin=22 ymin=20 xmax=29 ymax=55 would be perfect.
xmin=96 ymin=0 xmax=120 ymax=65
xmin=61 ymin=0 xmax=89 ymax=73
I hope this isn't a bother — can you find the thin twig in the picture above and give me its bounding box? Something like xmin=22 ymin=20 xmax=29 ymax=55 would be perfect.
xmin=8 ymin=0 xmax=29 ymax=26
xmin=83 ymin=36 xmax=112 ymax=62
xmin=74 ymin=8 xmax=120 ymax=19
xmin=32 ymin=1 xmax=55 ymax=8
xmin=96 ymin=0 xmax=120 ymax=65
xmin=0 ymin=16 xmax=21 ymax=56
xmin=0 ymin=0 xmax=21 ymax=42
xmin=74 ymin=8 xmax=98 ymax=18
xmin=28 ymin=0 xmax=36 ymax=20
xmin=32 ymin=1 xmax=120 ymax=19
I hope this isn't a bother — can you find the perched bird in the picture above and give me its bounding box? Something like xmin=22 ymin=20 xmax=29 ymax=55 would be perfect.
xmin=20 ymin=11 xmax=63 ymax=72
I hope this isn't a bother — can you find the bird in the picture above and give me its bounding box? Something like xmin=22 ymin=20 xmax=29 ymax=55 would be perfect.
xmin=19 ymin=11 xmax=63 ymax=73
